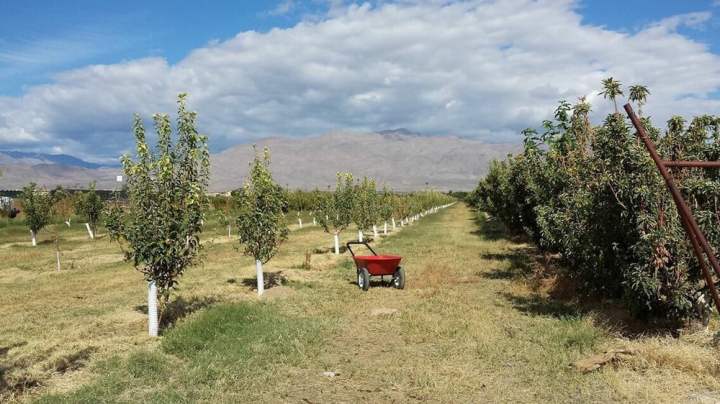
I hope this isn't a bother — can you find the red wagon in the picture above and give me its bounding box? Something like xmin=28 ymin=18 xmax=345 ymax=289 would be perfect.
xmin=346 ymin=241 xmax=405 ymax=291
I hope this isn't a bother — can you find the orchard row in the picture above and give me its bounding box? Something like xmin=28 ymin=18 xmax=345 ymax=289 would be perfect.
xmin=468 ymin=79 xmax=720 ymax=324
xmin=2 ymin=95 xmax=455 ymax=336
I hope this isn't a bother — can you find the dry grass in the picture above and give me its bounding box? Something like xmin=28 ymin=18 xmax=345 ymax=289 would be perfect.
xmin=2 ymin=206 xmax=720 ymax=403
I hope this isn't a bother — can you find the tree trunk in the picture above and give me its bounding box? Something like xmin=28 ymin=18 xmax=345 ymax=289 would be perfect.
xmin=85 ymin=223 xmax=94 ymax=239
xmin=384 ymin=222 xmax=388 ymax=235
xmin=334 ymin=232 xmax=340 ymax=255
xmin=256 ymin=260 xmax=265 ymax=296
xmin=31 ymin=230 xmax=36 ymax=247
xmin=298 ymin=218 xmax=303 ymax=228
xmin=148 ymin=281 xmax=159 ymax=337
xmin=358 ymin=230 xmax=363 ymax=242
xmin=372 ymin=225 xmax=378 ymax=239
xmin=313 ymin=217 xmax=316 ymax=226
xmin=392 ymin=217 xmax=396 ymax=230
xmin=228 ymin=224 xmax=231 ymax=239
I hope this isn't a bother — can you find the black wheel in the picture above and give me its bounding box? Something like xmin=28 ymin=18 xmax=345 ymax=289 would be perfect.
xmin=357 ymin=268 xmax=370 ymax=291
xmin=393 ymin=266 xmax=405 ymax=289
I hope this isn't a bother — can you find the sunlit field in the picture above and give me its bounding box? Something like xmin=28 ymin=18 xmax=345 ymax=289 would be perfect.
xmin=1 ymin=204 xmax=719 ymax=403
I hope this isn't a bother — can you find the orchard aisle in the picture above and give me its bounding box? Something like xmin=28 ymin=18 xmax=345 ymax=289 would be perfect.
xmin=37 ymin=204 xmax=720 ymax=403
xmin=267 ymin=203 xmax=720 ymax=403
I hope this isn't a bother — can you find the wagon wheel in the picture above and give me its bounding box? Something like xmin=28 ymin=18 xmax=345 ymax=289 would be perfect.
xmin=357 ymin=268 xmax=370 ymax=291
xmin=393 ymin=266 xmax=405 ymax=289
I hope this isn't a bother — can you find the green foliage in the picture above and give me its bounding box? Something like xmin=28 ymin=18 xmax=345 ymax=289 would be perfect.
xmin=379 ymin=186 xmax=394 ymax=221
xmin=210 ymin=194 xmax=234 ymax=226
xmin=286 ymin=188 xmax=324 ymax=213
xmin=629 ymin=85 xmax=650 ymax=117
xmin=235 ymin=147 xmax=289 ymax=264
xmin=473 ymin=80 xmax=720 ymax=322
xmin=19 ymin=183 xmax=53 ymax=234
xmin=317 ymin=172 xmax=355 ymax=234
xmin=108 ymin=94 xmax=210 ymax=301
xmin=353 ymin=177 xmax=379 ymax=231
xmin=74 ymin=183 xmax=104 ymax=233
xmin=600 ymin=77 xmax=623 ymax=113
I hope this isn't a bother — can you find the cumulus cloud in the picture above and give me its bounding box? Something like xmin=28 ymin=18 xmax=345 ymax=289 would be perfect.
xmin=1 ymin=0 xmax=719 ymax=162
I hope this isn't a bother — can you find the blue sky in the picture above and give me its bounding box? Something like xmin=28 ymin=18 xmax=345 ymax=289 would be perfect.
xmin=0 ymin=0 xmax=719 ymax=160
xmin=579 ymin=0 xmax=720 ymax=51
xmin=0 ymin=1 xmax=301 ymax=94
xmin=2 ymin=0 xmax=717 ymax=96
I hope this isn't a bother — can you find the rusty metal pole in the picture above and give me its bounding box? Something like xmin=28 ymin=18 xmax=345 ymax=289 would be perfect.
xmin=624 ymin=104 xmax=720 ymax=312
xmin=663 ymin=161 xmax=720 ymax=168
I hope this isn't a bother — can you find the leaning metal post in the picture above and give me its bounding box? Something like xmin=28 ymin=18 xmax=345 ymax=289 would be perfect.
xmin=624 ymin=103 xmax=720 ymax=313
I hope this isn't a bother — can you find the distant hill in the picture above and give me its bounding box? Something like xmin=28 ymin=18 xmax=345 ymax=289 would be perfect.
xmin=0 ymin=150 xmax=115 ymax=169
xmin=210 ymin=130 xmax=517 ymax=192
xmin=0 ymin=131 xmax=518 ymax=191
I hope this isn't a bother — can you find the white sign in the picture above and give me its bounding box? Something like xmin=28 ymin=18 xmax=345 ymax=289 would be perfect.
xmin=116 ymin=175 xmax=123 ymax=183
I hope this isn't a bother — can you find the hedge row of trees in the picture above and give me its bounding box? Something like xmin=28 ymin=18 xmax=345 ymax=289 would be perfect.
xmin=210 ymin=176 xmax=455 ymax=255
xmin=13 ymin=183 xmax=106 ymax=245
xmin=314 ymin=173 xmax=454 ymax=252
xmin=96 ymin=94 xmax=455 ymax=336
xmin=469 ymin=79 xmax=720 ymax=323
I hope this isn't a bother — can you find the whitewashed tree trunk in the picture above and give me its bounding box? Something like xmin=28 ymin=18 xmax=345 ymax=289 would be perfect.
xmin=384 ymin=222 xmax=388 ymax=235
xmin=372 ymin=225 xmax=378 ymax=239
xmin=334 ymin=232 xmax=340 ymax=255
xmin=85 ymin=223 xmax=94 ymax=239
xmin=256 ymin=260 xmax=265 ymax=296
xmin=358 ymin=230 xmax=363 ymax=242
xmin=392 ymin=217 xmax=396 ymax=230
xmin=298 ymin=218 xmax=303 ymax=228
xmin=148 ymin=281 xmax=159 ymax=337
xmin=313 ymin=217 xmax=316 ymax=226
xmin=228 ymin=224 xmax=231 ymax=239
xmin=65 ymin=218 xmax=71 ymax=227
xmin=56 ymin=250 xmax=61 ymax=271
xmin=31 ymin=230 xmax=36 ymax=246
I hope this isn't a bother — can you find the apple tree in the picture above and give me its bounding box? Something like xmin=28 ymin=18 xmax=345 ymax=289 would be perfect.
xmin=317 ymin=172 xmax=355 ymax=254
xmin=107 ymin=94 xmax=210 ymax=336
xmin=235 ymin=147 xmax=289 ymax=296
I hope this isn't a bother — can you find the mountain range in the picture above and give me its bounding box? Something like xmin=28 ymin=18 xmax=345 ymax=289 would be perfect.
xmin=0 ymin=130 xmax=518 ymax=192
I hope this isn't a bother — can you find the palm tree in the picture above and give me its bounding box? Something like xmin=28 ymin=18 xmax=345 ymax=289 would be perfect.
xmin=600 ymin=77 xmax=623 ymax=114
xmin=628 ymin=85 xmax=650 ymax=117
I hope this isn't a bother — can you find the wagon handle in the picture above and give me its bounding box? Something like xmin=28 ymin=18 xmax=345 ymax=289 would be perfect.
xmin=345 ymin=241 xmax=378 ymax=258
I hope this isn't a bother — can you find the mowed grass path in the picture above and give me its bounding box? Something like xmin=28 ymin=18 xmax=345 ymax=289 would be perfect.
xmin=3 ymin=204 xmax=720 ymax=402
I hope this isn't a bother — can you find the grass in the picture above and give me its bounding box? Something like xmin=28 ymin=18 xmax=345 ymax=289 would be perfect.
xmin=2 ymin=205 xmax=720 ymax=402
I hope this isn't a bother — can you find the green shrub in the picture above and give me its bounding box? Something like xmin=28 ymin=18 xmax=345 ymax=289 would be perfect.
xmin=474 ymin=80 xmax=720 ymax=322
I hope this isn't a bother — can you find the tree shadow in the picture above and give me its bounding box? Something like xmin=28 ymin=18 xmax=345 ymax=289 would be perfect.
xmin=161 ymin=296 xmax=218 ymax=329
xmin=49 ymin=347 xmax=97 ymax=374
xmin=0 ymin=342 xmax=26 ymax=359
xmin=313 ymin=246 xmax=347 ymax=254
xmin=134 ymin=295 xmax=219 ymax=330
xmin=241 ymin=271 xmax=287 ymax=291
xmin=0 ymin=341 xmax=41 ymax=398
xmin=470 ymin=214 xmax=507 ymax=241
xmin=501 ymin=292 xmax=582 ymax=319
xmin=477 ymin=248 xmax=535 ymax=280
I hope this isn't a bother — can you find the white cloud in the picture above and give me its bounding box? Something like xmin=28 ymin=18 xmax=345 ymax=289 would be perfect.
xmin=1 ymin=0 xmax=719 ymax=161
xmin=268 ymin=0 xmax=297 ymax=16
xmin=647 ymin=11 xmax=712 ymax=32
